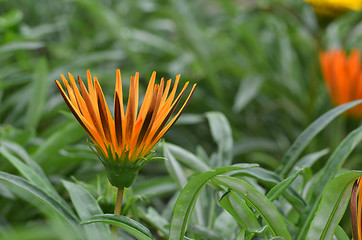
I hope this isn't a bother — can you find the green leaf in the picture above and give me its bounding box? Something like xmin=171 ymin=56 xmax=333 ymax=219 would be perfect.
xmin=164 ymin=142 xmax=205 ymax=225
xmin=25 ymin=58 xmax=49 ymax=130
xmin=233 ymin=167 xmax=305 ymax=213
xmin=0 ymin=172 xmax=78 ymax=226
xmin=81 ymin=214 xmax=153 ymax=240
xmin=0 ymin=42 xmax=44 ymax=53
xmin=0 ymin=143 xmax=72 ymax=212
xmin=280 ymin=100 xmax=362 ymax=176
xmin=31 ymin=121 xmax=84 ymax=163
xmin=1 ymin=141 xmax=48 ymax=179
xmin=0 ymin=145 xmax=55 ymax=196
xmin=63 ymin=181 xmax=110 ymax=240
xmin=165 ymin=143 xmax=210 ymax=172
xmin=333 ymin=225 xmax=350 ymax=240
xmin=306 ymin=171 xmax=362 ymax=240
xmin=133 ymin=177 xmax=178 ymax=200
xmin=297 ymin=126 xmax=362 ymax=240
xmin=163 ymin=142 xmax=188 ymax=188
xmin=215 ymin=176 xmax=292 ymax=240
xmin=293 ymin=148 xmax=329 ymax=170
xmin=206 ymin=112 xmax=233 ymax=167
xmin=212 ymin=211 xmax=237 ymax=239
xmin=0 ymin=9 xmax=23 ymax=29
xmin=143 ymin=207 xmax=169 ymax=238
xmin=266 ymin=169 xmax=303 ymax=202
xmin=233 ymin=76 xmax=262 ymax=113
xmin=219 ymin=191 xmax=261 ymax=231
xmin=169 ymin=164 xmax=257 ymax=239
xmin=188 ymin=224 xmax=223 ymax=240
xmin=315 ymin=125 xmax=362 ymax=194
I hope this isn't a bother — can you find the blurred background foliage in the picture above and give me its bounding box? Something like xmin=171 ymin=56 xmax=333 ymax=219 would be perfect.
xmin=0 ymin=0 xmax=361 ymax=239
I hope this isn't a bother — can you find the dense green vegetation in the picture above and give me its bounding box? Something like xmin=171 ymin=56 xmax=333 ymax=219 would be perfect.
xmin=0 ymin=0 xmax=361 ymax=239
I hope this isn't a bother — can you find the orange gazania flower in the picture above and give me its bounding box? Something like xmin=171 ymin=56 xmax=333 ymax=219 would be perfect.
xmin=56 ymin=70 xmax=196 ymax=187
xmin=351 ymin=177 xmax=362 ymax=240
xmin=320 ymin=49 xmax=362 ymax=118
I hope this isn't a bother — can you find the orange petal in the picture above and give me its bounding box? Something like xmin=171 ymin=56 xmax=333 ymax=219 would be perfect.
xmin=142 ymin=83 xmax=196 ymax=155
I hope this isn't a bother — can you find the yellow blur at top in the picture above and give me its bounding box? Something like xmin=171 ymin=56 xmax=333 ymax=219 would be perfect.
xmin=305 ymin=0 xmax=362 ymax=16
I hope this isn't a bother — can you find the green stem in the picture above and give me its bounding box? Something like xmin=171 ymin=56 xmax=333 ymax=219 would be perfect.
xmin=112 ymin=187 xmax=124 ymax=239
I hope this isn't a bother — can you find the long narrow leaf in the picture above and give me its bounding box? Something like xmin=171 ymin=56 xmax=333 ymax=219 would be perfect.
xmin=163 ymin=142 xmax=188 ymax=188
xmin=266 ymin=169 xmax=303 ymax=202
xmin=164 ymin=142 xmax=205 ymax=225
xmin=315 ymin=125 xmax=362 ymax=194
xmin=31 ymin=122 xmax=84 ymax=163
xmin=306 ymin=171 xmax=362 ymax=240
xmin=81 ymin=214 xmax=153 ymax=240
xmin=0 ymin=145 xmax=73 ymax=213
xmin=0 ymin=146 xmax=55 ymax=196
xmin=215 ymin=176 xmax=292 ymax=240
xmin=219 ymin=191 xmax=261 ymax=231
xmin=25 ymin=57 xmax=49 ymax=130
xmin=165 ymin=143 xmax=210 ymax=172
xmin=334 ymin=225 xmax=350 ymax=240
xmin=234 ymin=167 xmax=305 ymax=213
xmin=280 ymin=100 xmax=362 ymax=176
xmin=63 ymin=181 xmax=110 ymax=240
xmin=169 ymin=164 xmax=257 ymax=239
xmin=0 ymin=172 xmax=78 ymax=225
xmin=297 ymin=125 xmax=362 ymax=240
xmin=206 ymin=112 xmax=233 ymax=167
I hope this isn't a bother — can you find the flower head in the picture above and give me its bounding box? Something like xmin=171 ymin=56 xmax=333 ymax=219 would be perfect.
xmin=305 ymin=0 xmax=362 ymax=16
xmin=56 ymin=70 xmax=196 ymax=187
xmin=351 ymin=177 xmax=362 ymax=240
xmin=320 ymin=49 xmax=362 ymax=118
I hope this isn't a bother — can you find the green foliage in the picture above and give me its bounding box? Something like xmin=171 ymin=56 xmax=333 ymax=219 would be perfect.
xmin=81 ymin=214 xmax=153 ymax=240
xmin=1 ymin=0 xmax=362 ymax=239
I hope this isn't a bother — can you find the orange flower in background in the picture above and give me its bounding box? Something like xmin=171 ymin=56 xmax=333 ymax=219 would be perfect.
xmin=320 ymin=49 xmax=362 ymax=118
xmin=351 ymin=177 xmax=362 ymax=240
xmin=56 ymin=70 xmax=196 ymax=188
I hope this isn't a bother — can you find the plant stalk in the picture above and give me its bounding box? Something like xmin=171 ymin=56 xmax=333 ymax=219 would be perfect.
xmin=112 ymin=187 xmax=124 ymax=239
